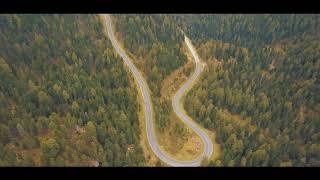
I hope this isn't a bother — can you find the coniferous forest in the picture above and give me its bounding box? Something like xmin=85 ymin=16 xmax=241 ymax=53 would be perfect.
xmin=0 ymin=14 xmax=319 ymax=166
xmin=180 ymin=15 xmax=320 ymax=166
xmin=0 ymin=15 xmax=144 ymax=166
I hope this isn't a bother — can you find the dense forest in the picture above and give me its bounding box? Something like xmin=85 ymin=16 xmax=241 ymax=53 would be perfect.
xmin=0 ymin=15 xmax=145 ymax=166
xmin=173 ymin=14 xmax=320 ymax=48
xmin=0 ymin=14 xmax=319 ymax=167
xmin=182 ymin=15 xmax=320 ymax=166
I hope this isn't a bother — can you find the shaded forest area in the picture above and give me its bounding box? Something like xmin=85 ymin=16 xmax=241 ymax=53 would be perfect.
xmin=0 ymin=15 xmax=145 ymax=166
xmin=173 ymin=14 xmax=320 ymax=48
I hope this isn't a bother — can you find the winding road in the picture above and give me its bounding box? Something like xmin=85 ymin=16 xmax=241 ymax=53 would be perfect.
xmin=103 ymin=14 xmax=213 ymax=166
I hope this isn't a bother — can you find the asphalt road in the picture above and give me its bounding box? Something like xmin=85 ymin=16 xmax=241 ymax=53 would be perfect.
xmin=104 ymin=14 xmax=213 ymax=166
xmin=172 ymin=36 xmax=213 ymax=163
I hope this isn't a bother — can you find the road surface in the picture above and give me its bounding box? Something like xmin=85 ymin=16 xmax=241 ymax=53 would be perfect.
xmin=172 ymin=36 xmax=213 ymax=163
xmin=104 ymin=14 xmax=213 ymax=166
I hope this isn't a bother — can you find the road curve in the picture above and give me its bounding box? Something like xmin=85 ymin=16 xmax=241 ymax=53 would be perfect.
xmin=103 ymin=14 xmax=212 ymax=166
xmin=172 ymin=36 xmax=213 ymax=163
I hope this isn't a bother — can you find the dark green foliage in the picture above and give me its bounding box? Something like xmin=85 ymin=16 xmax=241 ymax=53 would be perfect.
xmin=173 ymin=14 xmax=320 ymax=48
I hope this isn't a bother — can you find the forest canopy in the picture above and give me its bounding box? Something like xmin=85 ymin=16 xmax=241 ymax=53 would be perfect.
xmin=0 ymin=14 xmax=319 ymax=167
xmin=0 ymin=14 xmax=145 ymax=166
